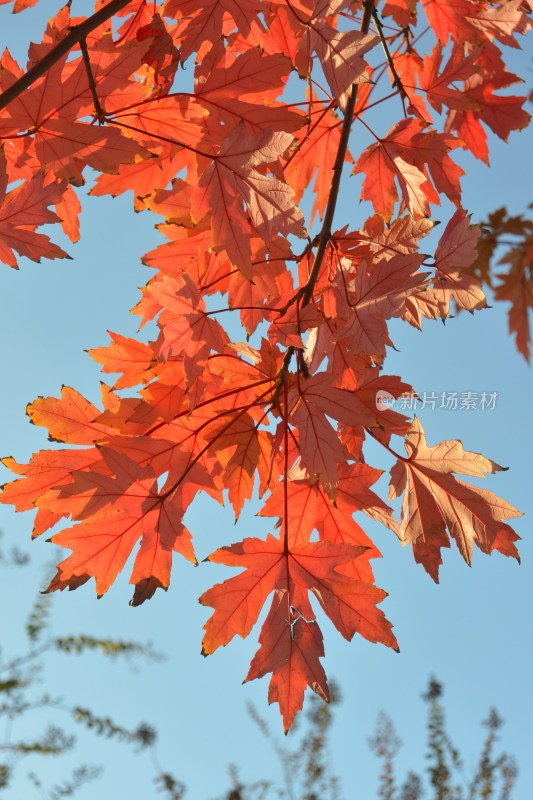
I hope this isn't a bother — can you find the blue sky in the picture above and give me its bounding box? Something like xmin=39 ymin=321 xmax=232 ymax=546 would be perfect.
xmin=0 ymin=3 xmax=532 ymax=798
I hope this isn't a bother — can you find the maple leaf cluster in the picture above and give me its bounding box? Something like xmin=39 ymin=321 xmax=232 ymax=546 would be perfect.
xmin=0 ymin=0 xmax=529 ymax=729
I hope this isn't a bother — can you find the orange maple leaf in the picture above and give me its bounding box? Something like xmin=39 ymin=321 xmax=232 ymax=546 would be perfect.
xmin=333 ymin=253 xmax=428 ymax=358
xmin=43 ymin=447 xmax=197 ymax=601
xmin=353 ymin=119 xmax=463 ymax=220
xmin=0 ymin=157 xmax=69 ymax=267
xmin=191 ymin=124 xmax=305 ymax=277
xmin=165 ymin=0 xmax=262 ymax=61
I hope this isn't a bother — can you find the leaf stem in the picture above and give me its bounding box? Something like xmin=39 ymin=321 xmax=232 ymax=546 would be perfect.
xmin=365 ymin=428 xmax=408 ymax=462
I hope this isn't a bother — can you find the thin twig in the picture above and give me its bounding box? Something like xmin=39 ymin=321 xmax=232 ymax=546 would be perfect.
xmin=79 ymin=38 xmax=105 ymax=122
xmin=370 ymin=4 xmax=408 ymax=117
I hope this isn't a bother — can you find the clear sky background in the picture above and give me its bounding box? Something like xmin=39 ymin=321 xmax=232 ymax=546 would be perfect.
xmin=0 ymin=3 xmax=532 ymax=799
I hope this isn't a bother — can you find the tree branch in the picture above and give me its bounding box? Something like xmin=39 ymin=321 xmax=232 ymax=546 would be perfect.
xmin=301 ymin=0 xmax=375 ymax=307
xmin=271 ymin=0 xmax=375 ymax=405
xmin=0 ymin=0 xmax=133 ymax=113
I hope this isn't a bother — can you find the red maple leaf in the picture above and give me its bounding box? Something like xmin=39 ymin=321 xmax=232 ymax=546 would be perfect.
xmin=201 ymin=532 xmax=396 ymax=729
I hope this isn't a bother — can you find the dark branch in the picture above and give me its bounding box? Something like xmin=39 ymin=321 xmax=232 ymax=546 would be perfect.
xmin=300 ymin=0 xmax=375 ymax=308
xmin=0 ymin=0 xmax=133 ymax=113
xmin=79 ymin=38 xmax=105 ymax=122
